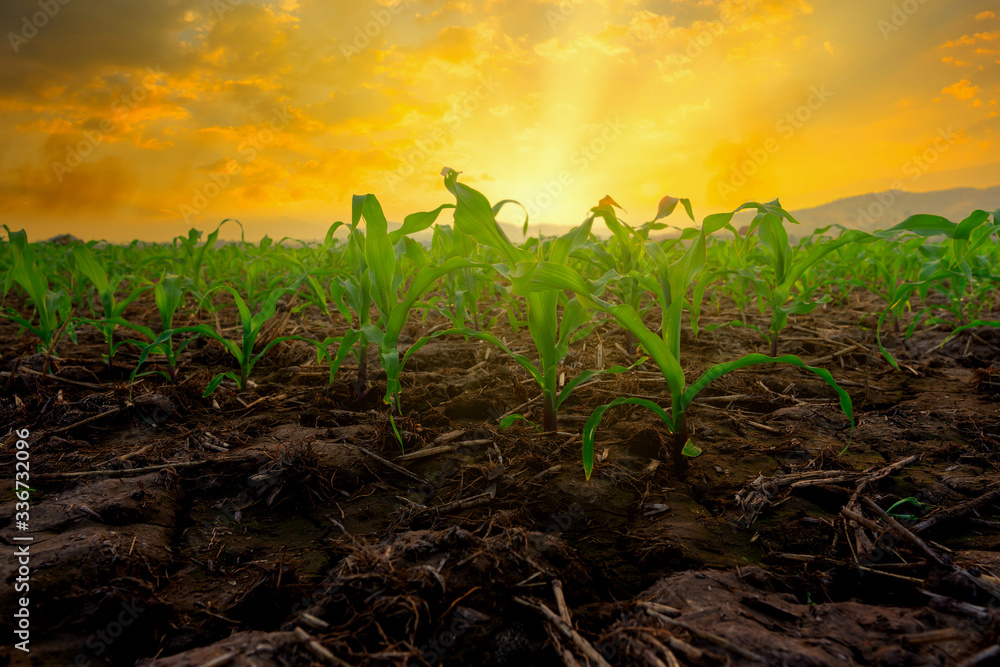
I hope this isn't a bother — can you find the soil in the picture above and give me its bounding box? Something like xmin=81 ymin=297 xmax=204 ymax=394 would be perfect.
xmin=1 ymin=289 xmax=998 ymax=667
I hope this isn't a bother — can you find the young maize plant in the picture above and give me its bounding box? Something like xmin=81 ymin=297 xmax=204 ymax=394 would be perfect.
xmin=834 ymin=236 xmax=924 ymax=333
xmin=349 ymin=192 xmax=486 ymax=419
xmin=72 ymin=244 xmax=151 ymax=372
xmin=426 ymin=223 xmax=502 ymax=331
xmin=120 ymin=273 xmax=192 ymax=383
xmin=275 ymin=222 xmax=349 ymax=326
xmin=2 ymin=227 xmax=74 ymax=361
xmin=688 ymin=232 xmax=764 ymax=339
xmin=510 ymin=199 xmax=857 ymax=478
xmin=171 ymin=221 xmax=233 ymax=291
xmin=331 ymin=202 xmax=458 ymax=401
xmin=156 ymin=275 xmax=192 ymax=377
xmin=707 ymin=205 xmax=902 ymax=357
xmin=268 ymin=223 xmax=373 ymax=388
xmin=875 ymin=208 xmax=1000 ymax=368
xmin=234 ymin=236 xmax=289 ymax=308
xmin=578 ymin=195 xmax=695 ymax=355
xmin=416 ymin=169 xmax=639 ymax=433
xmin=134 ymin=284 xmax=330 ymax=395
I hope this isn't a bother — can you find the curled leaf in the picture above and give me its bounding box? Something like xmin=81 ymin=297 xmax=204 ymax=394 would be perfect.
xmin=596 ymin=195 xmax=625 ymax=214
xmin=656 ymin=195 xmax=679 ymax=220
xmin=680 ymin=439 xmax=702 ymax=457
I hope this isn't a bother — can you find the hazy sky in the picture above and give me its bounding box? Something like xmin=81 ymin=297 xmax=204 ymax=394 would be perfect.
xmin=1 ymin=0 xmax=998 ymax=241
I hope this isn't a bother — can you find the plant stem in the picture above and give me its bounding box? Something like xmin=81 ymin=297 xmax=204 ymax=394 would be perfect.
xmin=542 ymin=392 xmax=558 ymax=432
xmin=672 ymin=411 xmax=689 ymax=475
xmin=625 ymin=330 xmax=634 ymax=357
xmin=769 ymin=330 xmax=779 ymax=357
xmin=355 ymin=343 xmax=368 ymax=398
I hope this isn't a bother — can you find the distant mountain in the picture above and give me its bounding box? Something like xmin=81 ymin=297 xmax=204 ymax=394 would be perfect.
xmin=787 ymin=185 xmax=1000 ymax=237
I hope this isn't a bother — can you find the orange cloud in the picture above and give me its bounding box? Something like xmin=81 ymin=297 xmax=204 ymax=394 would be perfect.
xmin=941 ymin=79 xmax=980 ymax=100
xmin=0 ymin=0 xmax=998 ymax=241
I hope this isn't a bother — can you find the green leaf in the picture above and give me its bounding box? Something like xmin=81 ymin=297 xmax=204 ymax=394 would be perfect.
xmin=442 ymin=168 xmax=527 ymax=265
xmin=582 ymin=397 xmax=675 ymax=479
xmin=383 ymin=257 xmax=490 ymax=348
xmin=354 ymin=193 xmax=397 ymax=317
xmin=492 ymin=199 xmax=530 ymax=237
xmin=550 ymin=217 xmax=596 ymax=265
xmin=885 ymin=214 xmax=958 ymax=237
xmin=555 ymin=358 xmax=646 ymax=409
xmin=654 ymin=195 xmax=694 ymax=223
xmin=680 ymin=439 xmax=702 ymax=457
xmin=939 ymin=319 xmax=1000 ymax=348
xmin=71 ymin=245 xmax=110 ymax=295
xmin=499 ymin=414 xmax=542 ymax=431
xmin=681 ymin=353 xmax=854 ymax=430
xmin=203 ymin=372 xmax=237 ymax=396
xmin=389 ymin=203 xmax=456 ymax=244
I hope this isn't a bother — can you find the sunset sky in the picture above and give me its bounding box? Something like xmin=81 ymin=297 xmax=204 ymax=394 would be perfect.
xmin=1 ymin=0 xmax=998 ymax=242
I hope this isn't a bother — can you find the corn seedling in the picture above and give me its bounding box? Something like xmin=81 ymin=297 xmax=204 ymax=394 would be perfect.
xmin=72 ymin=244 xmax=152 ymax=372
xmin=876 ymin=209 xmax=1000 ymax=368
xmin=2 ymin=227 xmax=74 ymax=362
xmin=510 ymin=200 xmax=856 ymax=478
xmin=135 ymin=285 xmax=318 ymax=395
xmin=350 ymin=192 xmax=485 ymax=418
xmin=424 ymin=169 xmax=641 ymax=433
xmin=119 ymin=273 xmax=191 ymax=382
xmin=170 ymin=220 xmax=243 ymax=291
